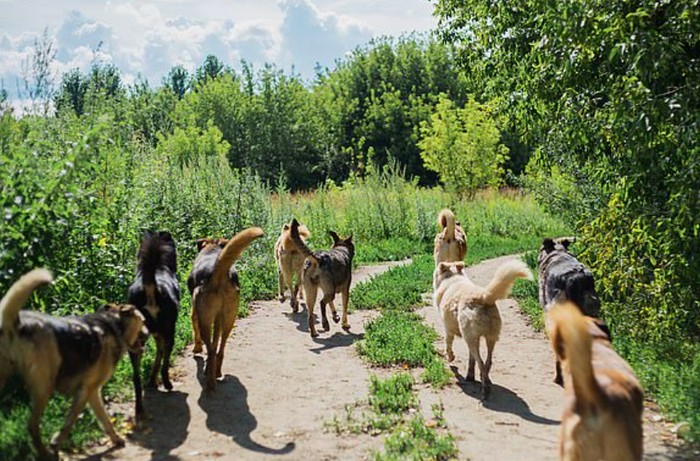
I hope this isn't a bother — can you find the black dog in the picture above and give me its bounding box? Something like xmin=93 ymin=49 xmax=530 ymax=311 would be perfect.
xmin=127 ymin=231 xmax=180 ymax=418
xmin=538 ymin=237 xmax=605 ymax=385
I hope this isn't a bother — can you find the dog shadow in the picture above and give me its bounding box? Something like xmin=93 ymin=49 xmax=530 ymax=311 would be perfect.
xmin=128 ymin=389 xmax=190 ymax=460
xmin=450 ymin=365 xmax=559 ymax=426
xmin=284 ymin=307 xmax=311 ymax=334
xmin=194 ymin=356 xmax=295 ymax=456
xmin=309 ymin=330 xmax=364 ymax=354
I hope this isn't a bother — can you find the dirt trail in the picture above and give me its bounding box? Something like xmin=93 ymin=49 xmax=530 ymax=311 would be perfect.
xmin=72 ymin=256 xmax=692 ymax=461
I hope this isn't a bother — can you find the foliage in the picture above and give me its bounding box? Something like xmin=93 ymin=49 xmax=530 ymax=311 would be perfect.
xmin=418 ymin=95 xmax=508 ymax=197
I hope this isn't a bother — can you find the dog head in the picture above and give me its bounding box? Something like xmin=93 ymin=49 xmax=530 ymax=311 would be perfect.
xmin=196 ymin=238 xmax=228 ymax=253
xmin=538 ymin=237 xmax=575 ymax=270
xmin=433 ymin=261 xmax=465 ymax=291
xmin=100 ymin=303 xmax=148 ymax=353
xmin=329 ymin=231 xmax=354 ymax=257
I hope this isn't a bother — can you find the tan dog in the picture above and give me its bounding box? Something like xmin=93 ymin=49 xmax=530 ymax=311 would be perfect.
xmin=274 ymin=222 xmax=311 ymax=312
xmin=548 ymin=301 xmax=643 ymax=461
xmin=187 ymin=227 xmax=264 ymax=391
xmin=289 ymin=219 xmax=354 ymax=338
xmin=434 ymin=209 xmax=467 ymax=265
xmin=0 ymin=269 xmax=146 ymax=459
xmin=433 ymin=259 xmax=532 ymax=398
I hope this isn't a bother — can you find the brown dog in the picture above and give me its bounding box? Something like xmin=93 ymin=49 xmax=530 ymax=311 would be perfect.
xmin=433 ymin=259 xmax=532 ymax=398
xmin=289 ymin=219 xmax=354 ymax=338
xmin=548 ymin=301 xmax=643 ymax=461
xmin=0 ymin=269 xmax=146 ymax=459
xmin=274 ymin=221 xmax=310 ymax=312
xmin=187 ymin=227 xmax=264 ymax=391
xmin=434 ymin=209 xmax=467 ymax=265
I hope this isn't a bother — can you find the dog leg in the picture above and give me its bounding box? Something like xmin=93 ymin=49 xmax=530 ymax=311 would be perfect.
xmin=50 ymin=388 xmax=90 ymax=451
xmin=129 ymin=351 xmax=145 ymax=418
xmin=149 ymin=335 xmax=164 ymax=388
xmin=291 ymin=282 xmax=299 ymax=312
xmin=465 ymin=344 xmax=476 ymax=382
xmin=217 ymin=316 xmax=235 ymax=379
xmin=305 ymin=284 xmax=319 ymax=337
xmin=445 ymin=330 xmax=455 ymax=362
xmin=320 ymin=299 xmax=330 ymax=332
xmin=278 ymin=269 xmax=286 ymax=303
xmin=87 ymin=389 xmax=125 ymax=447
xmin=327 ymin=300 xmax=340 ymax=323
xmin=196 ymin=304 xmax=216 ymax=392
xmin=28 ymin=385 xmax=52 ymax=459
xmin=161 ymin=332 xmax=174 ymax=391
xmin=212 ymin=316 xmax=223 ymax=379
xmin=192 ymin=303 xmax=203 ymax=354
xmin=340 ymin=285 xmax=351 ymax=331
xmin=483 ymin=336 xmax=497 ymax=398
xmin=466 ymin=338 xmax=489 ymax=399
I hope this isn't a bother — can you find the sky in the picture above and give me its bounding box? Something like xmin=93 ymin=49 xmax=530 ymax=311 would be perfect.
xmin=0 ymin=0 xmax=438 ymax=99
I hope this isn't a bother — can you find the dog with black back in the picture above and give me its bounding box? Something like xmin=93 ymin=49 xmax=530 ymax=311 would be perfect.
xmin=538 ymin=237 xmax=604 ymax=385
xmin=0 ymin=269 xmax=146 ymax=460
xmin=127 ymin=231 xmax=180 ymax=419
xmin=187 ymin=227 xmax=264 ymax=392
xmin=289 ymin=218 xmax=354 ymax=338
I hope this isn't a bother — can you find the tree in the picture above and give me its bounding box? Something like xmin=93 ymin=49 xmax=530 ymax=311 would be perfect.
xmin=418 ymin=95 xmax=507 ymax=197
xmin=20 ymin=28 xmax=56 ymax=115
xmin=55 ymin=68 xmax=88 ymax=116
xmin=167 ymin=65 xmax=189 ymax=99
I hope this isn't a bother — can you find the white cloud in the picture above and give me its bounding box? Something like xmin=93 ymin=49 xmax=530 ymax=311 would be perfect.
xmin=0 ymin=0 xmax=437 ymax=99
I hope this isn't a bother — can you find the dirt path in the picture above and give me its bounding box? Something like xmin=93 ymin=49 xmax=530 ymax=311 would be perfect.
xmin=72 ymin=256 xmax=693 ymax=461
xmin=417 ymin=254 xmax=693 ymax=461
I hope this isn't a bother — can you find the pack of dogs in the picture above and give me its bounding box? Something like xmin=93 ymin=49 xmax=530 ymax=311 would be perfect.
xmin=0 ymin=208 xmax=644 ymax=460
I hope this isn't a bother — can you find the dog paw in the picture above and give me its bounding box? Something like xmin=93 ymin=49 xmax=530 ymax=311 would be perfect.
xmin=310 ymin=330 xmax=319 ymax=338
xmin=322 ymin=319 xmax=330 ymax=331
xmin=342 ymin=324 xmax=351 ymax=331
xmin=193 ymin=343 xmax=203 ymax=354
xmin=279 ymin=295 xmax=286 ymax=303
xmin=332 ymin=313 xmax=340 ymax=323
xmin=554 ymin=375 xmax=564 ymax=387
xmin=465 ymin=373 xmax=475 ymax=382
xmin=445 ymin=351 xmax=455 ymax=362
xmin=163 ymin=379 xmax=173 ymax=391
xmin=112 ymin=436 xmax=126 ymax=448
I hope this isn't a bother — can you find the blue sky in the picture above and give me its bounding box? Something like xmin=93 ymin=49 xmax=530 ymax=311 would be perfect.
xmin=0 ymin=0 xmax=438 ymax=98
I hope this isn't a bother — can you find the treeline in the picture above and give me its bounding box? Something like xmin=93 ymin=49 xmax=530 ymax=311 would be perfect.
xmin=35 ymin=35 xmax=513 ymax=192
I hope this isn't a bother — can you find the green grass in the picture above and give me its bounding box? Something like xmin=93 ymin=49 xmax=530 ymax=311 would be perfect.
xmin=374 ymin=410 xmax=458 ymax=461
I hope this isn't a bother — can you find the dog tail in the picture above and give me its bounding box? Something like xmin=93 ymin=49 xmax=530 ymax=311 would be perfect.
xmin=212 ymin=227 xmax=264 ymax=285
xmin=0 ymin=268 xmax=53 ymax=332
xmin=290 ymin=219 xmax=315 ymax=259
xmin=438 ymin=209 xmax=457 ymax=240
xmin=547 ymin=300 xmax=601 ymax=407
xmin=483 ymin=259 xmax=533 ymax=305
xmin=138 ymin=232 xmax=176 ymax=285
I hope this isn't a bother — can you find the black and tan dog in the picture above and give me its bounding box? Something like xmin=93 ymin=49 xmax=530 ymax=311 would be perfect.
xmin=548 ymin=300 xmax=643 ymax=461
xmin=187 ymin=227 xmax=264 ymax=391
xmin=274 ymin=221 xmax=311 ymax=312
xmin=0 ymin=269 xmax=146 ymax=459
xmin=538 ymin=237 xmax=603 ymax=385
xmin=127 ymin=231 xmax=180 ymax=419
xmin=289 ymin=218 xmax=354 ymax=338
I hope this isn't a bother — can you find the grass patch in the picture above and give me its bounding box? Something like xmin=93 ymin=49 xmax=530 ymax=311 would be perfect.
xmin=327 ymin=374 xmax=458 ymax=460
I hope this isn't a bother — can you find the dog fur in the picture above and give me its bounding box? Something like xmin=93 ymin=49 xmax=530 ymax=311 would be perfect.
xmin=433 ymin=259 xmax=532 ymax=398
xmin=289 ymin=218 xmax=354 ymax=338
xmin=547 ymin=300 xmax=643 ymax=461
xmin=187 ymin=227 xmax=264 ymax=391
xmin=274 ymin=222 xmax=311 ymax=312
xmin=434 ymin=209 xmax=467 ymax=266
xmin=538 ymin=237 xmax=603 ymax=385
xmin=0 ymin=269 xmax=146 ymax=459
xmin=127 ymin=231 xmax=180 ymax=418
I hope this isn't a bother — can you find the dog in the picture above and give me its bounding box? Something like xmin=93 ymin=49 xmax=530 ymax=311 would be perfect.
xmin=0 ymin=269 xmax=146 ymax=459
xmin=547 ymin=300 xmax=643 ymax=461
xmin=289 ymin=218 xmax=354 ymax=338
xmin=433 ymin=259 xmax=532 ymax=398
xmin=434 ymin=209 xmax=467 ymax=265
xmin=274 ymin=221 xmax=311 ymax=312
xmin=127 ymin=231 xmax=180 ymax=419
xmin=187 ymin=227 xmax=264 ymax=391
xmin=538 ymin=237 xmax=604 ymax=385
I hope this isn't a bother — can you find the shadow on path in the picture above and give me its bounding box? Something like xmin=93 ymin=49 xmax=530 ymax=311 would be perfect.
xmin=195 ymin=356 xmax=295 ymax=456
xmin=451 ymin=365 xmax=559 ymax=426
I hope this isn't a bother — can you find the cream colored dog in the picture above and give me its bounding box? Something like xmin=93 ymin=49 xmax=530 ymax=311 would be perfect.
xmin=434 ymin=209 xmax=467 ymax=265
xmin=548 ymin=301 xmax=643 ymax=461
xmin=274 ymin=221 xmax=310 ymax=312
xmin=433 ymin=259 xmax=532 ymax=398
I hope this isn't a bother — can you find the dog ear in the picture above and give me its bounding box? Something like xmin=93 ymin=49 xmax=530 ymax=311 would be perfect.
xmin=329 ymin=231 xmax=340 ymax=244
xmin=196 ymin=239 xmax=208 ymax=251
xmin=542 ymin=238 xmax=556 ymax=253
xmin=437 ymin=262 xmax=451 ymax=273
xmin=218 ymin=239 xmax=229 ymax=249
xmin=560 ymin=238 xmax=572 ymax=250
xmin=454 ymin=262 xmax=465 ymax=273
xmin=345 ymin=233 xmax=353 ymax=244
xmin=283 ymin=223 xmax=290 ymax=231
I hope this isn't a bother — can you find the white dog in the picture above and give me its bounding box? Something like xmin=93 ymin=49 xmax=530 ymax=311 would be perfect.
xmin=433 ymin=259 xmax=532 ymax=398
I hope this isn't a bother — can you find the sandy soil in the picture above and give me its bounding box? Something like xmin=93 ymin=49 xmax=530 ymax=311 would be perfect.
xmin=69 ymin=256 xmax=695 ymax=461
